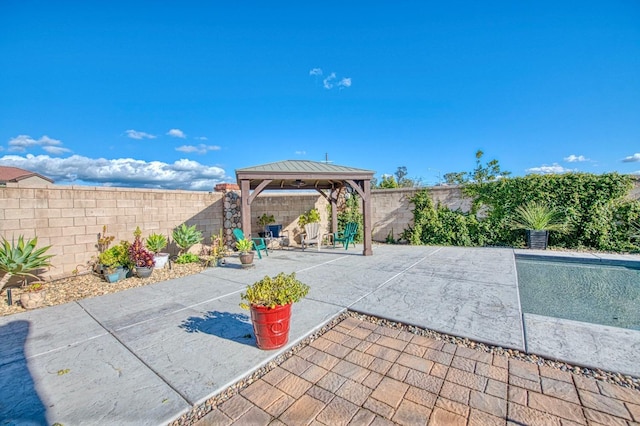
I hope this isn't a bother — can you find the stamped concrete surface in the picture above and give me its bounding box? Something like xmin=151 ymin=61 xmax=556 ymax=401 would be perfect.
xmin=0 ymin=244 xmax=638 ymax=425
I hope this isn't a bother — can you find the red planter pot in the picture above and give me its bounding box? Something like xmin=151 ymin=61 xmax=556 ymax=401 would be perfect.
xmin=250 ymin=303 xmax=292 ymax=350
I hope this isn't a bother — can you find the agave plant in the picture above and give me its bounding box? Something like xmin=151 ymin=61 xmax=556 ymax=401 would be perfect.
xmin=510 ymin=201 xmax=568 ymax=232
xmin=172 ymin=223 xmax=203 ymax=255
xmin=0 ymin=235 xmax=54 ymax=292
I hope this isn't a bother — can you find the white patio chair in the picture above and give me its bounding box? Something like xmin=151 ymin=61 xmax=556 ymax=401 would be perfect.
xmin=301 ymin=223 xmax=321 ymax=251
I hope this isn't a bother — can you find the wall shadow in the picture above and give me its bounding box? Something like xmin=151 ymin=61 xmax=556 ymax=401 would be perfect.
xmin=179 ymin=311 xmax=255 ymax=346
xmin=0 ymin=320 xmax=47 ymax=424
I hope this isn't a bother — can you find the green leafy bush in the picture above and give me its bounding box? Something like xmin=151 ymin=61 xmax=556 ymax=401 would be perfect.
xmin=175 ymin=253 xmax=200 ymax=264
xmin=403 ymin=173 xmax=640 ymax=252
xmin=240 ymin=272 xmax=310 ymax=309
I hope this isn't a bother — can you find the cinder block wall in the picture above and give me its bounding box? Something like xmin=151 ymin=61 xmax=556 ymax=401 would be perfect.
xmin=0 ymin=185 xmax=223 ymax=279
xmin=251 ymin=192 xmax=330 ymax=245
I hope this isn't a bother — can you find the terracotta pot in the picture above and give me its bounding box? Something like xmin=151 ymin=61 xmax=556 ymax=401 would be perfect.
xmin=250 ymin=303 xmax=292 ymax=350
xmin=239 ymin=251 xmax=254 ymax=267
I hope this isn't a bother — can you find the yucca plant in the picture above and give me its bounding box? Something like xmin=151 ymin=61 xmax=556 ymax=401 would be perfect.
xmin=172 ymin=223 xmax=203 ymax=255
xmin=510 ymin=201 xmax=569 ymax=232
xmin=0 ymin=235 xmax=54 ymax=292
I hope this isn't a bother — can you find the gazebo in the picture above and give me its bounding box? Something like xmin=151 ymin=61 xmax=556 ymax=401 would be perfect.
xmin=235 ymin=160 xmax=375 ymax=255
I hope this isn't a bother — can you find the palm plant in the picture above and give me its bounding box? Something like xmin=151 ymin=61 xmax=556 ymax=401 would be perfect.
xmin=172 ymin=223 xmax=203 ymax=255
xmin=0 ymin=236 xmax=54 ymax=292
xmin=510 ymin=201 xmax=568 ymax=232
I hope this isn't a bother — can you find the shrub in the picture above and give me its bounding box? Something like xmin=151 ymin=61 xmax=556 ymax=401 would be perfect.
xmin=172 ymin=224 xmax=203 ymax=255
xmin=240 ymin=272 xmax=310 ymax=309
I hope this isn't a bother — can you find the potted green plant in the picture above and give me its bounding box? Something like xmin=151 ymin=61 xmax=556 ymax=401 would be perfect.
xmin=98 ymin=246 xmax=123 ymax=283
xmin=146 ymin=232 xmax=169 ymax=269
xmin=128 ymin=229 xmax=155 ymax=278
xmin=297 ymin=208 xmax=321 ymax=228
xmin=510 ymin=201 xmax=569 ymax=249
xmin=235 ymin=238 xmax=255 ymax=267
xmin=240 ymin=272 xmax=310 ymax=350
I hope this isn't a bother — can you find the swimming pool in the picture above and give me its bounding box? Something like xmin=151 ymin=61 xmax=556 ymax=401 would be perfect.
xmin=516 ymin=255 xmax=640 ymax=331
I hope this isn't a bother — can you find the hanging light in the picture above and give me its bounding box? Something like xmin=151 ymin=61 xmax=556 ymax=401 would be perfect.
xmin=291 ymin=179 xmax=307 ymax=188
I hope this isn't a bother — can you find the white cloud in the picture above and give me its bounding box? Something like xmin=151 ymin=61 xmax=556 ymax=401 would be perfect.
xmin=195 ymin=136 xmax=208 ymax=141
xmin=0 ymin=154 xmax=228 ymax=191
xmin=564 ymin=154 xmax=588 ymax=163
xmin=338 ymin=77 xmax=352 ymax=88
xmin=622 ymin=153 xmax=640 ymax=163
xmin=323 ymin=72 xmax=336 ymax=89
xmin=42 ymin=146 xmax=72 ymax=155
xmin=175 ymin=144 xmax=221 ymax=155
xmin=8 ymin=134 xmax=65 ymax=152
xmin=125 ymin=130 xmax=156 ymax=140
xmin=295 ymin=150 xmax=306 ymax=155
xmin=526 ymin=163 xmax=575 ymax=174
xmin=167 ymin=129 xmax=186 ymax=138
xmin=316 ymin=71 xmax=351 ymax=90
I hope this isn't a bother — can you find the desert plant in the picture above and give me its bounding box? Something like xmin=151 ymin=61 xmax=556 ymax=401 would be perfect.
xmin=172 ymin=223 xmax=203 ymax=255
xmin=298 ymin=208 xmax=321 ymax=227
xmin=0 ymin=236 xmax=54 ymax=292
xmin=145 ymin=233 xmax=168 ymax=254
xmin=235 ymin=238 xmax=253 ymax=253
xmin=97 ymin=225 xmax=115 ymax=253
xmin=510 ymin=201 xmax=569 ymax=232
xmin=128 ymin=235 xmax=155 ymax=268
xmin=240 ymin=272 xmax=310 ymax=309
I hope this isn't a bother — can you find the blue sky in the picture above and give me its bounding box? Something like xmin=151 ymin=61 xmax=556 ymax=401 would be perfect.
xmin=1 ymin=1 xmax=639 ymax=190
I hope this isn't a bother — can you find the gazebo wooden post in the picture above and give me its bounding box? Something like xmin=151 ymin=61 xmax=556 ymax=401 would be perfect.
xmin=362 ymin=179 xmax=373 ymax=256
xmin=330 ymin=189 xmax=339 ymax=235
xmin=240 ymin=179 xmax=252 ymax=238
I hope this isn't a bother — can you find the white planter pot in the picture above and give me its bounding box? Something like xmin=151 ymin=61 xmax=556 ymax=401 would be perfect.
xmin=154 ymin=253 xmax=169 ymax=269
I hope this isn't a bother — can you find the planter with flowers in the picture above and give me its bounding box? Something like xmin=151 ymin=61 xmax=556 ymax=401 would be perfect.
xmin=146 ymin=233 xmax=169 ymax=269
xmin=129 ymin=228 xmax=156 ymax=278
xmin=240 ymin=272 xmax=310 ymax=350
xmin=235 ymin=238 xmax=255 ymax=268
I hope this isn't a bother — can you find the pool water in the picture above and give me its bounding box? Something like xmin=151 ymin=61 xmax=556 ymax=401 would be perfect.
xmin=516 ymin=257 xmax=640 ymax=331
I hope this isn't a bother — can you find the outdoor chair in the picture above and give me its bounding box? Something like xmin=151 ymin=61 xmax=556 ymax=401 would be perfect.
xmin=301 ymin=222 xmax=321 ymax=251
xmin=232 ymin=228 xmax=268 ymax=259
xmin=333 ymin=222 xmax=358 ymax=250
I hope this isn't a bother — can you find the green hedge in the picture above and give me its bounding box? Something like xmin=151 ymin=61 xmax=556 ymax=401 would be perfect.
xmin=403 ymin=173 xmax=640 ymax=252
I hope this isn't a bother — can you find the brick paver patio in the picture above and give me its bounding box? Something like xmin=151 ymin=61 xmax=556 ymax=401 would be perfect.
xmin=194 ymin=316 xmax=640 ymax=425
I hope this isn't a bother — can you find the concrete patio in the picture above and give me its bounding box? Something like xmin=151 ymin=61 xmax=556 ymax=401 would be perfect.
xmin=0 ymin=245 xmax=638 ymax=425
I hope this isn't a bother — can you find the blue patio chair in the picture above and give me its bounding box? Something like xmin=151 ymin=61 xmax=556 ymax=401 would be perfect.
xmin=333 ymin=222 xmax=358 ymax=250
xmin=232 ymin=228 xmax=268 ymax=259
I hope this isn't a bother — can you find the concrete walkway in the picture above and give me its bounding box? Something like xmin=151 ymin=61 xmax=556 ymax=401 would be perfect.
xmin=0 ymin=245 xmax=638 ymax=425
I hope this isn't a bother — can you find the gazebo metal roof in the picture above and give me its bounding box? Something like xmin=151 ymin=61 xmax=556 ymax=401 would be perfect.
xmin=235 ymin=160 xmax=375 ymax=255
xmin=235 ymin=160 xmax=374 ymax=191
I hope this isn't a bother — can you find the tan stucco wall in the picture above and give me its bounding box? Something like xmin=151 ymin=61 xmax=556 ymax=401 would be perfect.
xmin=0 ymin=185 xmax=223 ymax=279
